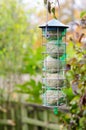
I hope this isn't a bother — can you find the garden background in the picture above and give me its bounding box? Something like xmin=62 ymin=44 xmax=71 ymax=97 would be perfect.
xmin=0 ymin=0 xmax=86 ymax=130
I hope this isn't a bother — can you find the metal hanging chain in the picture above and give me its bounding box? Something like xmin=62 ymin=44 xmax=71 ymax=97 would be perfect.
xmin=56 ymin=0 xmax=60 ymax=20
xmin=46 ymin=0 xmax=48 ymax=24
xmin=45 ymin=0 xmax=49 ymax=38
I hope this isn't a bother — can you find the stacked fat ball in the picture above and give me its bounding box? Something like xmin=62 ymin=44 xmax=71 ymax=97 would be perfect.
xmin=43 ymin=73 xmax=65 ymax=88
xmin=43 ymin=39 xmax=66 ymax=106
xmin=46 ymin=41 xmax=65 ymax=58
xmin=43 ymin=90 xmax=66 ymax=105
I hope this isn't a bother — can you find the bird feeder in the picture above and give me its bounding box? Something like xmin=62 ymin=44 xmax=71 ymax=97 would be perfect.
xmin=39 ymin=19 xmax=68 ymax=108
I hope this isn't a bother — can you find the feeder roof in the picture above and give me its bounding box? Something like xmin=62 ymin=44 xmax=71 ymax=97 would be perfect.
xmin=39 ymin=19 xmax=68 ymax=28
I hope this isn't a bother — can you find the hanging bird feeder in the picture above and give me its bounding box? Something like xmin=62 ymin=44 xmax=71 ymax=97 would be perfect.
xmin=39 ymin=19 xmax=68 ymax=109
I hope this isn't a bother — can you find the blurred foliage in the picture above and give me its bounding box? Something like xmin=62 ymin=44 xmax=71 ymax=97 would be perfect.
xmin=16 ymin=79 xmax=42 ymax=103
xmin=57 ymin=12 xmax=86 ymax=130
xmin=0 ymin=0 xmax=42 ymax=74
xmin=80 ymin=11 xmax=86 ymax=18
xmin=22 ymin=47 xmax=42 ymax=75
xmin=43 ymin=1 xmax=86 ymax=129
xmin=0 ymin=0 xmax=42 ymax=103
xmin=43 ymin=0 xmax=86 ymax=23
xmin=0 ymin=0 xmax=28 ymax=73
xmin=0 ymin=0 xmax=86 ymax=129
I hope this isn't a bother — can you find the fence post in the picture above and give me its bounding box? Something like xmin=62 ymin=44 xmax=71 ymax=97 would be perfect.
xmin=21 ymin=104 xmax=28 ymax=130
xmin=34 ymin=108 xmax=38 ymax=130
xmin=11 ymin=106 xmax=15 ymax=130
xmin=3 ymin=106 xmax=8 ymax=130
xmin=43 ymin=110 xmax=48 ymax=130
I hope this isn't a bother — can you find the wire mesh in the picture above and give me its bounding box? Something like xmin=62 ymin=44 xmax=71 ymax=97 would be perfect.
xmin=42 ymin=26 xmax=67 ymax=108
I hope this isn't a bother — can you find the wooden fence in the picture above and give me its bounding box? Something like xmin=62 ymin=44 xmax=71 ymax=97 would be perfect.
xmin=0 ymin=74 xmax=68 ymax=130
xmin=0 ymin=102 xmax=68 ymax=130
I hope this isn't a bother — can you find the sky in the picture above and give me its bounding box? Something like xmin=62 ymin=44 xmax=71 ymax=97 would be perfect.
xmin=22 ymin=0 xmax=85 ymax=10
xmin=22 ymin=0 xmax=44 ymax=10
xmin=22 ymin=0 xmax=86 ymax=23
xmin=22 ymin=0 xmax=66 ymax=8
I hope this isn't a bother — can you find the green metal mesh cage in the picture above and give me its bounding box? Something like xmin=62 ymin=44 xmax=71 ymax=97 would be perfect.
xmin=40 ymin=19 xmax=68 ymax=108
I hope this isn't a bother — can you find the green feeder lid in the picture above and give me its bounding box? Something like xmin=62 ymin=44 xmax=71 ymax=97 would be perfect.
xmin=39 ymin=19 xmax=68 ymax=28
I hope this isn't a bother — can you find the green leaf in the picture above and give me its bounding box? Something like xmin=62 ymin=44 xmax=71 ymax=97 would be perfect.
xmin=80 ymin=11 xmax=86 ymax=18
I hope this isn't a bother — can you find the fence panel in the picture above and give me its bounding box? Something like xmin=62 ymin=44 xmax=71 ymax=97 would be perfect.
xmin=0 ymin=102 xmax=66 ymax=130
